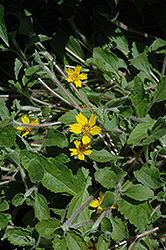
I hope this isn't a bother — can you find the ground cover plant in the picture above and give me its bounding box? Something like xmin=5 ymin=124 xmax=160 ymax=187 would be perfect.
xmin=0 ymin=0 xmax=166 ymax=249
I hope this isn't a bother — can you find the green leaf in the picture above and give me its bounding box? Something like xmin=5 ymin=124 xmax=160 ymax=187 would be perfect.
xmin=41 ymin=105 xmax=51 ymax=117
xmin=34 ymin=192 xmax=50 ymax=221
xmin=86 ymin=47 xmax=119 ymax=80
xmin=127 ymin=121 xmax=155 ymax=145
xmin=66 ymin=36 xmax=85 ymax=61
xmin=0 ymin=213 xmax=9 ymax=230
xmin=0 ymin=4 xmax=9 ymax=47
xmin=89 ymin=149 xmax=123 ymax=162
xmin=123 ymin=184 xmax=154 ymax=201
xmin=42 ymin=157 xmax=84 ymax=195
xmin=134 ymin=164 xmax=163 ymax=189
xmin=6 ymin=227 xmax=35 ymax=246
xmin=110 ymin=28 xmax=129 ymax=56
xmin=14 ymin=58 xmax=23 ymax=80
xmin=87 ymin=92 xmax=101 ymax=105
xmin=141 ymin=117 xmax=166 ymax=145
xmin=20 ymin=150 xmax=83 ymax=195
xmin=118 ymin=197 xmax=152 ymax=232
xmin=0 ymin=125 xmax=15 ymax=147
xmin=101 ymin=191 xmax=114 ymax=209
xmin=66 ymin=177 xmax=92 ymax=233
xmin=97 ymin=234 xmax=110 ymax=250
xmin=103 ymin=113 xmax=118 ymax=130
xmin=28 ymin=158 xmax=44 ymax=183
xmin=119 ymin=106 xmax=133 ymax=117
xmin=66 ymin=231 xmax=88 ymax=250
xmin=110 ymin=216 xmax=127 ymax=242
xmin=0 ymin=98 xmax=9 ymax=120
xmin=59 ymin=109 xmax=78 ymax=124
xmin=0 ymin=198 xmax=9 ymax=211
xmin=130 ymin=52 xmax=155 ymax=83
xmin=53 ymin=236 xmax=66 ymax=250
xmin=25 ymin=66 xmax=38 ymax=76
xmin=130 ymin=77 xmax=149 ymax=117
xmin=151 ymin=76 xmax=166 ymax=105
xmin=149 ymin=38 xmax=166 ymax=52
xmin=12 ymin=193 xmax=25 ymax=207
xmin=101 ymin=217 xmax=112 ymax=233
xmin=35 ymin=218 xmax=60 ymax=239
xmin=43 ymin=129 xmax=68 ymax=148
xmin=105 ymin=97 xmax=126 ymax=109
xmin=94 ymin=169 xmax=117 ymax=188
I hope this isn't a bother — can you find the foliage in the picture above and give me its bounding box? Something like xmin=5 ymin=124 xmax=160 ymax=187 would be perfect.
xmin=0 ymin=0 xmax=166 ymax=249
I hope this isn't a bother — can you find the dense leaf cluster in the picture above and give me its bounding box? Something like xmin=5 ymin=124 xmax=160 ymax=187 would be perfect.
xmin=0 ymin=0 xmax=166 ymax=249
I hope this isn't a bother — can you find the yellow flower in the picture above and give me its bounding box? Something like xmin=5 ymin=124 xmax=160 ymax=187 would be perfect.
xmin=16 ymin=115 xmax=39 ymax=137
xmin=89 ymin=191 xmax=104 ymax=214
xmin=87 ymin=240 xmax=97 ymax=250
xmin=65 ymin=65 xmax=87 ymax=87
xmin=89 ymin=191 xmax=118 ymax=214
xmin=69 ymin=140 xmax=92 ymax=161
xmin=69 ymin=113 xmax=101 ymax=144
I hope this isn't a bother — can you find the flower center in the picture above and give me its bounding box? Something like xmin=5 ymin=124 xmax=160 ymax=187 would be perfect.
xmin=82 ymin=124 xmax=91 ymax=136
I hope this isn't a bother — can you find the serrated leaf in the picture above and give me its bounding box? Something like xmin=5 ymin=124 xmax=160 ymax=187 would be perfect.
xmin=127 ymin=121 xmax=155 ymax=145
xmin=130 ymin=52 xmax=155 ymax=83
xmin=14 ymin=58 xmax=23 ymax=80
xmin=66 ymin=36 xmax=85 ymax=62
xmin=0 ymin=213 xmax=9 ymax=230
xmin=66 ymin=231 xmax=88 ymax=250
xmin=123 ymin=184 xmax=154 ymax=201
xmin=0 ymin=98 xmax=9 ymax=120
xmin=53 ymin=236 xmax=66 ymax=250
xmin=20 ymin=150 xmax=83 ymax=195
xmin=28 ymin=158 xmax=44 ymax=183
xmin=95 ymin=169 xmax=117 ymax=188
xmin=0 ymin=125 xmax=15 ymax=148
xmin=25 ymin=66 xmax=38 ymax=76
xmin=151 ymin=76 xmax=166 ymax=105
xmin=58 ymin=109 xmax=78 ymax=124
xmin=141 ymin=117 xmax=166 ymax=145
xmin=110 ymin=216 xmax=127 ymax=242
xmin=6 ymin=227 xmax=35 ymax=246
xmin=43 ymin=129 xmax=68 ymax=148
xmin=89 ymin=149 xmax=123 ymax=162
xmin=134 ymin=164 xmax=163 ymax=189
xmin=35 ymin=218 xmax=60 ymax=239
xmin=103 ymin=113 xmax=118 ymax=130
xmin=101 ymin=217 xmax=112 ymax=233
xmin=86 ymin=47 xmax=119 ymax=80
xmin=118 ymin=197 xmax=152 ymax=232
xmin=96 ymin=234 xmax=110 ymax=250
xmin=66 ymin=177 xmax=92 ymax=233
xmin=34 ymin=192 xmax=50 ymax=221
xmin=0 ymin=4 xmax=9 ymax=47
xmin=149 ymin=38 xmax=166 ymax=52
xmin=130 ymin=77 xmax=149 ymax=117
xmin=101 ymin=191 xmax=114 ymax=209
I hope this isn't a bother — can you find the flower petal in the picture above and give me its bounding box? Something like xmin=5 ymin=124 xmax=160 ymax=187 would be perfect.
xmin=69 ymin=148 xmax=78 ymax=156
xmin=69 ymin=123 xmax=82 ymax=134
xmin=84 ymin=149 xmax=92 ymax=156
xmin=89 ymin=114 xmax=96 ymax=127
xmin=89 ymin=199 xmax=99 ymax=208
xmin=97 ymin=206 xmax=103 ymax=214
xmin=78 ymin=152 xmax=85 ymax=161
xmin=74 ymin=139 xmax=81 ymax=149
xmin=75 ymin=65 xmax=82 ymax=74
xmin=31 ymin=119 xmax=39 ymax=125
xmin=74 ymin=79 xmax=82 ymax=88
xmin=22 ymin=130 xmax=30 ymax=137
xmin=21 ymin=115 xmax=30 ymax=124
xmin=82 ymin=135 xmax=91 ymax=144
xmin=16 ymin=126 xmax=26 ymax=132
xmin=76 ymin=113 xmax=87 ymax=126
xmin=90 ymin=125 xmax=101 ymax=136
xmin=79 ymin=73 xmax=87 ymax=80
